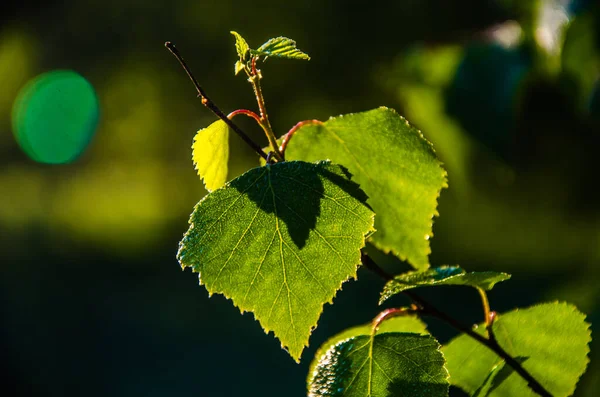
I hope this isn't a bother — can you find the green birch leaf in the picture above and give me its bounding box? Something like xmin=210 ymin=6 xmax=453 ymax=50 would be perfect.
xmin=284 ymin=107 xmax=447 ymax=270
xmin=252 ymin=36 xmax=310 ymax=60
xmin=379 ymin=266 xmax=511 ymax=304
xmin=308 ymin=332 xmax=449 ymax=397
xmin=442 ymin=302 xmax=592 ymax=397
xmin=234 ymin=60 xmax=245 ymax=75
xmin=192 ymin=119 xmax=229 ymax=192
xmin=177 ymin=160 xmax=375 ymax=361
xmin=308 ymin=315 xmax=429 ymax=386
xmin=230 ymin=31 xmax=250 ymax=61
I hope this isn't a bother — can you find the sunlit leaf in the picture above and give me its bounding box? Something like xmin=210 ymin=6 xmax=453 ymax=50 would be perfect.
xmin=192 ymin=119 xmax=229 ymax=192
xmin=177 ymin=161 xmax=375 ymax=361
xmin=442 ymin=302 xmax=591 ymax=396
xmin=379 ymin=266 xmax=511 ymax=304
xmin=308 ymin=332 xmax=448 ymax=396
xmin=234 ymin=60 xmax=245 ymax=75
xmin=252 ymin=36 xmax=310 ymax=60
xmin=284 ymin=107 xmax=447 ymax=269
xmin=230 ymin=30 xmax=250 ymax=61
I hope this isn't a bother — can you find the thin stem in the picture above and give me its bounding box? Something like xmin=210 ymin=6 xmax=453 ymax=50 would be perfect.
xmin=165 ymin=42 xmax=268 ymax=160
xmin=228 ymin=109 xmax=263 ymax=125
xmin=371 ymin=307 xmax=417 ymax=335
xmin=280 ymin=120 xmax=323 ymax=157
xmin=247 ymin=58 xmax=283 ymax=161
xmin=477 ymin=287 xmax=492 ymax=326
xmin=361 ymin=253 xmax=553 ymax=397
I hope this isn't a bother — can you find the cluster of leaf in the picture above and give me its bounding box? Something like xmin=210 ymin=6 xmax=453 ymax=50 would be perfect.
xmin=175 ymin=32 xmax=591 ymax=396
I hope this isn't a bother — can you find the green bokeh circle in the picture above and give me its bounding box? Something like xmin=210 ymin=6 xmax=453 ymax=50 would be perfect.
xmin=12 ymin=70 xmax=100 ymax=164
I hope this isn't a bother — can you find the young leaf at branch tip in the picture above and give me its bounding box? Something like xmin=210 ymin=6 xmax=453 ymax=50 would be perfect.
xmin=234 ymin=60 xmax=245 ymax=75
xmin=252 ymin=36 xmax=310 ymax=60
xmin=177 ymin=160 xmax=375 ymax=362
xmin=284 ymin=107 xmax=447 ymax=270
xmin=308 ymin=332 xmax=449 ymax=397
xmin=442 ymin=302 xmax=592 ymax=397
xmin=230 ymin=31 xmax=250 ymax=61
xmin=192 ymin=119 xmax=229 ymax=192
xmin=379 ymin=266 xmax=511 ymax=304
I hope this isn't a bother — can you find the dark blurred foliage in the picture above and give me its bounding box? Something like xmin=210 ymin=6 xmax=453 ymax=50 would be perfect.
xmin=1 ymin=0 xmax=599 ymax=396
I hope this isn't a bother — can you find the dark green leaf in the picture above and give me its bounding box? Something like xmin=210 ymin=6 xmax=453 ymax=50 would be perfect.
xmin=308 ymin=315 xmax=429 ymax=383
xmin=252 ymin=36 xmax=310 ymax=60
xmin=442 ymin=302 xmax=591 ymax=396
xmin=379 ymin=266 xmax=511 ymax=304
xmin=178 ymin=161 xmax=375 ymax=361
xmin=284 ymin=107 xmax=447 ymax=269
xmin=308 ymin=332 xmax=449 ymax=397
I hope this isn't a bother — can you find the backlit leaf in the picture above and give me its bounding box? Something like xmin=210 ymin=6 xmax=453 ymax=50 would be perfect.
xmin=252 ymin=36 xmax=310 ymax=60
xmin=192 ymin=119 xmax=229 ymax=192
xmin=308 ymin=332 xmax=449 ymax=397
xmin=234 ymin=60 xmax=245 ymax=75
xmin=230 ymin=30 xmax=250 ymax=61
xmin=442 ymin=302 xmax=591 ymax=396
xmin=284 ymin=107 xmax=447 ymax=269
xmin=177 ymin=161 xmax=375 ymax=361
xmin=379 ymin=266 xmax=511 ymax=304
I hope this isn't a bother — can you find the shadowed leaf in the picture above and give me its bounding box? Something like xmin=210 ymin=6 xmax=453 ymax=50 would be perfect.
xmin=178 ymin=161 xmax=375 ymax=361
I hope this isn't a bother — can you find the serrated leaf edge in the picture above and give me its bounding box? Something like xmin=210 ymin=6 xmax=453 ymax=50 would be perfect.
xmin=191 ymin=120 xmax=229 ymax=192
xmin=493 ymin=301 xmax=592 ymax=396
xmin=178 ymin=160 xmax=376 ymax=362
xmin=310 ymin=106 xmax=448 ymax=270
xmin=230 ymin=30 xmax=250 ymax=60
xmin=251 ymin=36 xmax=310 ymax=60
xmin=379 ymin=266 xmax=512 ymax=304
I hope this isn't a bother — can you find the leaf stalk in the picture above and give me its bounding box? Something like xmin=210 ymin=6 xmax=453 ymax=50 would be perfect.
xmin=477 ymin=287 xmax=492 ymax=327
xmin=280 ymin=119 xmax=323 ymax=157
xmin=247 ymin=60 xmax=284 ymax=161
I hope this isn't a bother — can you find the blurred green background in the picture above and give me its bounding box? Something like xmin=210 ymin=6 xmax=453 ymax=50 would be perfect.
xmin=1 ymin=0 xmax=599 ymax=395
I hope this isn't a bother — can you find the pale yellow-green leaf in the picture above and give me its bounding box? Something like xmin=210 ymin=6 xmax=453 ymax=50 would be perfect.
xmin=192 ymin=119 xmax=229 ymax=192
xmin=230 ymin=31 xmax=250 ymax=61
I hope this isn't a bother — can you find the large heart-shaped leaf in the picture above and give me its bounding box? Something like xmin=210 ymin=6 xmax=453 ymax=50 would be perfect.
xmin=284 ymin=107 xmax=447 ymax=269
xmin=442 ymin=302 xmax=591 ymax=396
xmin=177 ymin=161 xmax=375 ymax=361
